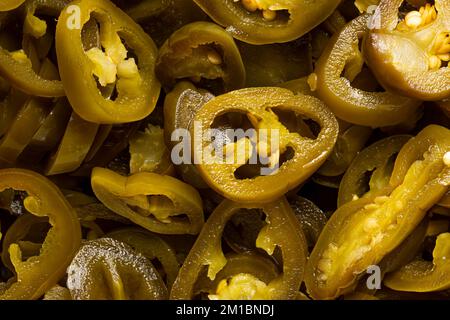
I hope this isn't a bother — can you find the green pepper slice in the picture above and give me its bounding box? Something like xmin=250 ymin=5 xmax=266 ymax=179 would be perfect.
xmin=91 ymin=167 xmax=204 ymax=235
xmin=56 ymin=0 xmax=161 ymax=123
xmin=164 ymin=81 xmax=213 ymax=188
xmin=0 ymin=0 xmax=66 ymax=97
xmin=1 ymin=213 xmax=49 ymax=273
xmin=364 ymin=0 xmax=450 ymax=101
xmin=67 ymin=238 xmax=167 ymax=300
xmin=193 ymin=87 xmax=338 ymax=203
xmin=193 ymin=0 xmax=341 ymax=45
xmin=156 ymin=21 xmax=245 ymax=94
xmin=170 ymin=197 xmax=307 ymax=300
xmin=384 ymin=232 xmax=450 ymax=292
xmin=107 ymin=227 xmax=180 ymax=289
xmin=0 ymin=59 xmax=60 ymax=166
xmin=305 ymin=125 xmax=450 ymax=299
xmin=0 ymin=169 xmax=81 ymax=300
xmin=314 ymin=14 xmax=421 ymax=127
xmin=45 ymin=111 xmax=99 ymax=175
xmin=74 ymin=122 xmax=140 ymax=176
xmin=337 ymin=135 xmax=411 ymax=207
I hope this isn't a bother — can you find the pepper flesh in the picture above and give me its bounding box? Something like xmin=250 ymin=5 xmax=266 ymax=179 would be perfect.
xmin=337 ymin=135 xmax=411 ymax=207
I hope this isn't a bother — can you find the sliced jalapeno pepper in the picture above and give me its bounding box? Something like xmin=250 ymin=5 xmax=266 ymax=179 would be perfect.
xmin=314 ymin=14 xmax=421 ymax=127
xmin=364 ymin=0 xmax=450 ymax=101
xmin=170 ymin=197 xmax=307 ymax=300
xmin=67 ymin=238 xmax=167 ymax=300
xmin=384 ymin=232 xmax=450 ymax=292
xmin=91 ymin=167 xmax=204 ymax=235
xmin=45 ymin=111 xmax=99 ymax=175
xmin=193 ymin=0 xmax=341 ymax=45
xmin=337 ymin=135 xmax=412 ymax=207
xmin=0 ymin=169 xmax=81 ymax=300
xmin=164 ymin=81 xmax=213 ymax=189
xmin=56 ymin=0 xmax=161 ymax=123
xmin=107 ymin=227 xmax=180 ymax=289
xmin=156 ymin=21 xmax=245 ymax=94
xmin=305 ymin=125 xmax=450 ymax=299
xmin=0 ymin=59 xmax=60 ymax=166
xmin=193 ymin=87 xmax=338 ymax=203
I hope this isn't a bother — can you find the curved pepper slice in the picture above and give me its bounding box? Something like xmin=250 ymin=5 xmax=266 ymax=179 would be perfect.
xmin=337 ymin=135 xmax=411 ymax=207
xmin=107 ymin=227 xmax=180 ymax=289
xmin=379 ymin=217 xmax=428 ymax=276
xmin=91 ymin=167 xmax=204 ymax=235
xmin=156 ymin=21 xmax=245 ymax=94
xmin=194 ymin=252 xmax=279 ymax=297
xmin=0 ymin=1 xmax=65 ymax=97
xmin=305 ymin=125 xmax=450 ymax=299
xmin=0 ymin=59 xmax=60 ymax=166
xmin=0 ymin=169 xmax=81 ymax=300
xmin=314 ymin=14 xmax=421 ymax=127
xmin=193 ymin=0 xmax=341 ymax=45
xmin=21 ymin=98 xmax=72 ymax=163
xmin=364 ymin=0 xmax=450 ymax=101
xmin=384 ymin=233 xmax=450 ymax=292
xmin=45 ymin=111 xmax=99 ymax=175
xmin=164 ymin=81 xmax=213 ymax=188
xmin=56 ymin=0 xmax=161 ymax=123
xmin=170 ymin=197 xmax=307 ymax=300
xmin=192 ymin=87 xmax=338 ymax=203
xmin=67 ymin=238 xmax=167 ymax=300
xmin=1 ymin=213 xmax=49 ymax=273
xmin=0 ymin=0 xmax=25 ymax=11
xmin=289 ymin=196 xmax=328 ymax=250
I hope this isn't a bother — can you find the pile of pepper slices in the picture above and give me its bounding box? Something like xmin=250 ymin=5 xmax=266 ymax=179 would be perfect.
xmin=0 ymin=0 xmax=448 ymax=300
